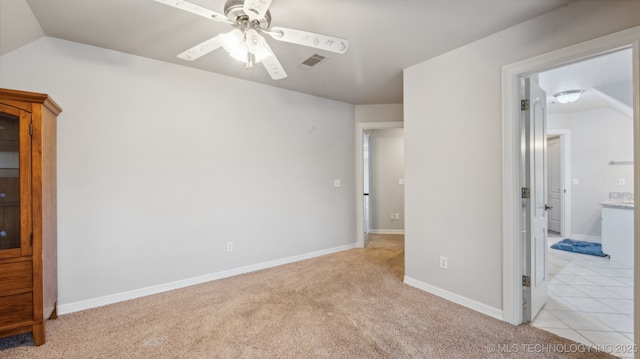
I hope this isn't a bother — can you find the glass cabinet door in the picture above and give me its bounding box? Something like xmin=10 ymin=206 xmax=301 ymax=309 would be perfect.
xmin=0 ymin=104 xmax=31 ymax=257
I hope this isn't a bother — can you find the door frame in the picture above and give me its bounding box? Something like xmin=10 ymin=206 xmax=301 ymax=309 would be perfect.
xmin=501 ymin=26 xmax=640 ymax=330
xmin=546 ymin=129 xmax=572 ymax=238
xmin=363 ymin=131 xmax=372 ymax=234
xmin=355 ymin=121 xmax=404 ymax=248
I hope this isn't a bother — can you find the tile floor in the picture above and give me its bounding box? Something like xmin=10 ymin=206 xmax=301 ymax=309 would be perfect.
xmin=531 ymin=233 xmax=636 ymax=358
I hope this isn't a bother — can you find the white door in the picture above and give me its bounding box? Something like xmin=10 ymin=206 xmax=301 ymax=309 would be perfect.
xmin=363 ymin=132 xmax=371 ymax=234
xmin=523 ymin=77 xmax=548 ymax=322
xmin=547 ymin=136 xmax=562 ymax=233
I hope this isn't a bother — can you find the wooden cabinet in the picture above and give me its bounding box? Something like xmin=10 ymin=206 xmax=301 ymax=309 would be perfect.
xmin=0 ymin=88 xmax=61 ymax=345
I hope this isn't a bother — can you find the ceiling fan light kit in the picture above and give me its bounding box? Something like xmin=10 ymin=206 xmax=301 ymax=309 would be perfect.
xmin=154 ymin=0 xmax=349 ymax=80
xmin=220 ymin=28 xmax=272 ymax=69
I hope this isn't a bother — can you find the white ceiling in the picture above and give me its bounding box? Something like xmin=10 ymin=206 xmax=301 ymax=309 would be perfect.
xmin=540 ymin=48 xmax=633 ymax=115
xmin=1 ymin=0 xmax=578 ymax=104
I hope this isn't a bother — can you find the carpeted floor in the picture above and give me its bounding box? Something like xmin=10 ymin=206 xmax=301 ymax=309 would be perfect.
xmin=0 ymin=234 xmax=616 ymax=358
xmin=364 ymin=233 xmax=405 ymax=280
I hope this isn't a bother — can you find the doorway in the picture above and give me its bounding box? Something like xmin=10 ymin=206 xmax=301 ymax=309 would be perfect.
xmin=527 ymin=49 xmax=635 ymax=348
xmin=546 ymin=129 xmax=572 ymax=238
xmin=501 ymin=27 xmax=639 ymax=351
xmin=364 ymin=128 xmax=405 ymax=237
xmin=356 ymin=122 xmax=404 ymax=248
xmin=547 ymin=135 xmax=562 ymax=235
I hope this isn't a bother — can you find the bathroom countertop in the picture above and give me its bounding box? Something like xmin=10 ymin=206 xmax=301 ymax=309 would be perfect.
xmin=601 ymin=191 xmax=634 ymax=209
xmin=600 ymin=200 xmax=634 ymax=209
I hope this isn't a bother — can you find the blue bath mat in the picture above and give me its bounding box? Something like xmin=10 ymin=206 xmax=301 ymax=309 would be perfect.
xmin=550 ymin=239 xmax=608 ymax=257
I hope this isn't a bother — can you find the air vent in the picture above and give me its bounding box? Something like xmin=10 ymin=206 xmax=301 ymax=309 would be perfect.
xmin=300 ymin=53 xmax=328 ymax=68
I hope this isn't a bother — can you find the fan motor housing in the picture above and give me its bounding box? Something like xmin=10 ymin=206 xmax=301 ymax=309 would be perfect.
xmin=224 ymin=0 xmax=271 ymax=30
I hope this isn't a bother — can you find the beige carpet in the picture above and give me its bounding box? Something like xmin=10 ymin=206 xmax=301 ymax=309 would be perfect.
xmin=0 ymin=235 xmax=615 ymax=358
xmin=364 ymin=233 xmax=405 ymax=280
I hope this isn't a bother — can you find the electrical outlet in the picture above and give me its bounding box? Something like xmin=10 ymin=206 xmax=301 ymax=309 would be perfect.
xmin=394 ymin=213 xmax=400 ymax=220
xmin=439 ymin=256 xmax=448 ymax=269
xmin=226 ymin=242 xmax=233 ymax=252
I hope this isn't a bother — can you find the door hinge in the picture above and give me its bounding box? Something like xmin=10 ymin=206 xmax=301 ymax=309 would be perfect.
xmin=521 ymin=187 xmax=530 ymax=199
xmin=521 ymin=99 xmax=530 ymax=111
xmin=29 ymin=123 xmax=33 ymax=136
xmin=522 ymin=275 xmax=531 ymax=287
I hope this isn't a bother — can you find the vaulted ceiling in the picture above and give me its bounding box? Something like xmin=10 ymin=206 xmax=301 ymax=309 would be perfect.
xmin=540 ymin=49 xmax=633 ymax=115
xmin=2 ymin=0 xmax=577 ymax=104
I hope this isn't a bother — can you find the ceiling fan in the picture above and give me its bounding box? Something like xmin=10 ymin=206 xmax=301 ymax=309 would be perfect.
xmin=153 ymin=0 xmax=349 ymax=80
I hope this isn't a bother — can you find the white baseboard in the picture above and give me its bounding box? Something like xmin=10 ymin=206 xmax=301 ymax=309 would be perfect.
xmin=58 ymin=243 xmax=358 ymax=315
xmin=403 ymin=276 xmax=503 ymax=321
xmin=368 ymin=229 xmax=405 ymax=235
xmin=570 ymin=233 xmax=602 ymax=244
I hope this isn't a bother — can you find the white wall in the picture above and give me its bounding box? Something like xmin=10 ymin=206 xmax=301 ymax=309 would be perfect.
xmin=547 ymin=112 xmax=571 ymax=129
xmin=355 ymin=104 xmax=403 ymax=123
xmin=549 ymin=108 xmax=634 ymax=239
xmin=403 ymin=0 xmax=640 ymax=313
xmin=369 ymin=128 xmax=405 ymax=232
xmin=0 ymin=37 xmax=356 ymax=310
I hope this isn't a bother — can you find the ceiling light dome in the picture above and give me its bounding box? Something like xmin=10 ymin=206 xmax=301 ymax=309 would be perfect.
xmin=554 ymin=90 xmax=584 ymax=104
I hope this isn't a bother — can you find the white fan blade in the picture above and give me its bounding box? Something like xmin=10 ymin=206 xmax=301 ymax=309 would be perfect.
xmin=177 ymin=35 xmax=222 ymax=61
xmin=153 ymin=0 xmax=231 ymax=24
xmin=268 ymin=27 xmax=348 ymax=54
xmin=261 ymin=46 xmax=287 ymax=80
xmin=243 ymin=0 xmax=272 ymax=21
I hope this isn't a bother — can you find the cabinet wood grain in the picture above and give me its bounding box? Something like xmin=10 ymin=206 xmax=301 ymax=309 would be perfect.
xmin=0 ymin=88 xmax=60 ymax=345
